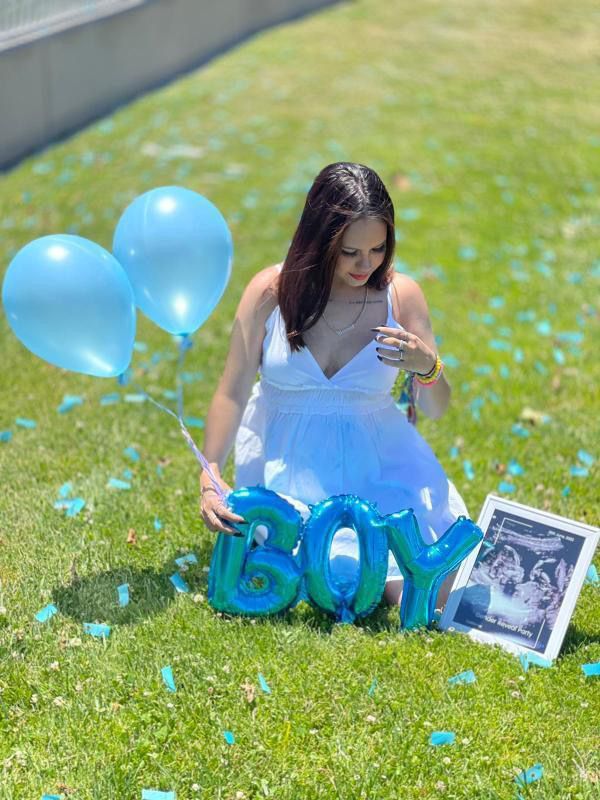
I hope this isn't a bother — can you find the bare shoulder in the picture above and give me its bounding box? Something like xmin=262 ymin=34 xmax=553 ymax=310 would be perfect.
xmin=237 ymin=263 xmax=281 ymax=325
xmin=390 ymin=272 xmax=430 ymax=324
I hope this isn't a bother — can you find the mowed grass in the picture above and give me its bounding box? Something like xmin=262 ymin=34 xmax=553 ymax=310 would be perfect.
xmin=0 ymin=0 xmax=599 ymax=797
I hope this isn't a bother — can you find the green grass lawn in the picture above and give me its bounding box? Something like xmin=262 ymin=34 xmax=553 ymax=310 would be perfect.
xmin=1 ymin=0 xmax=599 ymax=797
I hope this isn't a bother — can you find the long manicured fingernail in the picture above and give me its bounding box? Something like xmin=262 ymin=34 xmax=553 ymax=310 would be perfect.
xmin=376 ymin=355 xmax=382 ymax=361
xmin=370 ymin=327 xmax=381 ymax=331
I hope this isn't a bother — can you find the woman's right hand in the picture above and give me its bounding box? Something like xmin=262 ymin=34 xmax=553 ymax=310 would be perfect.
xmin=200 ymin=477 xmax=247 ymax=535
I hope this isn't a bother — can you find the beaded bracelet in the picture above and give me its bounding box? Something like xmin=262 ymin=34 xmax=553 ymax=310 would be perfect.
xmin=416 ymin=355 xmax=444 ymax=387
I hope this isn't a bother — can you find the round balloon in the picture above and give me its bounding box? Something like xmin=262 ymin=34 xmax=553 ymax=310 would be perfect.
xmin=113 ymin=186 xmax=233 ymax=335
xmin=2 ymin=234 xmax=136 ymax=377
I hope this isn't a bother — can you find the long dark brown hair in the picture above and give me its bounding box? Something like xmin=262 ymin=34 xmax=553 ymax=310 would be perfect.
xmin=277 ymin=162 xmax=396 ymax=352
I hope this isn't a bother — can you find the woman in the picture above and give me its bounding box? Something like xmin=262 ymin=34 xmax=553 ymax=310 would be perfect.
xmin=199 ymin=162 xmax=468 ymax=607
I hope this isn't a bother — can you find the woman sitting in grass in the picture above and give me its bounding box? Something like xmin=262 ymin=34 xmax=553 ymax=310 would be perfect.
xmin=199 ymin=161 xmax=467 ymax=608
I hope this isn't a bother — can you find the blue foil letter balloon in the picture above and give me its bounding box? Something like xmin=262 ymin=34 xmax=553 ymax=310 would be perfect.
xmin=208 ymin=487 xmax=304 ymax=616
xmin=2 ymin=234 xmax=136 ymax=377
xmin=113 ymin=186 xmax=233 ymax=335
xmin=302 ymin=494 xmax=389 ymax=623
xmin=385 ymin=510 xmax=483 ymax=629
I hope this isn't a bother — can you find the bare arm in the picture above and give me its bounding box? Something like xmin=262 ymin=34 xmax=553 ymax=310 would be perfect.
xmin=199 ymin=266 xmax=278 ymax=532
xmin=392 ymin=274 xmax=450 ymax=420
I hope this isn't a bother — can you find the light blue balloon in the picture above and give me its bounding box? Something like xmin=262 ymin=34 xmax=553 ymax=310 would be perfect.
xmin=2 ymin=234 xmax=136 ymax=377
xmin=113 ymin=186 xmax=233 ymax=335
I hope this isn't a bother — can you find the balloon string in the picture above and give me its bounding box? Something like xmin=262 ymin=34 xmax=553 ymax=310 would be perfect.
xmin=175 ymin=333 xmax=193 ymax=420
xmin=131 ymin=382 xmax=228 ymax=505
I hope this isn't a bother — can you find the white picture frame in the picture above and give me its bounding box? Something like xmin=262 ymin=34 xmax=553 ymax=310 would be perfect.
xmin=440 ymin=494 xmax=599 ymax=661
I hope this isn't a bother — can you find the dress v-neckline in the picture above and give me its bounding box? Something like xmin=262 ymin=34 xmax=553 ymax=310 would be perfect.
xmin=303 ymin=339 xmax=376 ymax=382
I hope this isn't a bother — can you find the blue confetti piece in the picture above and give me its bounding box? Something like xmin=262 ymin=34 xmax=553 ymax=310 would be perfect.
xmin=156 ymin=465 xmax=164 ymax=477
xmin=536 ymin=320 xmax=552 ymax=336
xmin=183 ymin=416 xmax=205 ymax=429
xmin=259 ymin=673 xmax=272 ymax=694
xmin=223 ymin=730 xmax=235 ymax=745
xmin=557 ymin=331 xmax=584 ymax=345
xmin=577 ymin=449 xmax=595 ymax=467
xmin=57 ymin=394 xmax=83 ymax=414
xmin=0 ymin=430 xmax=12 ymax=443
xmin=489 ymin=339 xmax=511 ymax=351
xmin=154 ymin=516 xmax=163 ymax=531
xmin=83 ymin=622 xmax=111 ymax=638
xmin=554 ymin=349 xmax=565 ymax=365
xmin=100 ymin=392 xmax=120 ymax=405
xmin=399 ymin=207 xmax=420 ymax=221
xmin=58 ymin=482 xmax=73 ymax=498
xmin=458 ymin=246 xmax=477 ymax=261
xmin=133 ymin=341 xmax=148 ymax=352
xmin=515 ymin=763 xmax=543 ymax=788
xmin=519 ymin=652 xmax=553 ymax=671
xmin=141 ymin=792 xmax=175 ymax=800
xmin=474 ymin=365 xmax=493 ymax=375
xmin=448 ymin=670 xmax=476 ymax=685
xmin=581 ymin=662 xmax=600 ymax=677
xmin=429 ymin=731 xmax=455 ymax=746
xmin=562 ymin=486 xmax=571 ymax=497
xmin=65 ymin=498 xmax=85 ymax=517
xmin=481 ymin=313 xmax=495 ymax=325
xmin=463 ymin=460 xmax=475 ymax=481
xmin=124 ymin=446 xmax=140 ymax=462
xmin=35 ymin=604 xmax=58 ymax=623
xmin=16 ymin=418 xmax=36 ymax=429
xmin=443 ymin=354 xmax=460 ymax=368
xmin=163 ymin=389 xmax=178 ymax=400
xmin=117 ymin=584 xmax=130 ymax=607
xmin=180 ymin=371 xmax=204 ymax=383
xmin=449 ymin=446 xmax=459 ymax=459
xmin=570 ymin=466 xmax=589 ymax=478
xmin=513 ymin=348 xmax=524 ymax=363
xmin=161 ymin=665 xmax=177 ymax=692
xmin=175 ymin=553 xmax=198 ymax=568
xmin=533 ymin=361 xmax=548 ymax=375
xmin=124 ymin=393 xmax=146 ymax=403
xmin=585 ymin=565 xmax=599 ymax=585
xmin=489 ymin=296 xmax=505 ymax=308
xmin=122 ymin=468 xmax=133 ymax=480
xmin=498 ymin=481 xmax=515 ymax=494
xmin=507 ymin=460 xmax=524 ymax=476
xmin=367 ymin=678 xmax=378 ymax=697
xmin=516 ymin=310 xmax=536 ymax=322
xmin=42 ymin=795 xmax=62 ymax=800
xmin=108 ymin=478 xmax=131 ymax=490
xmin=511 ymin=423 xmax=530 ymax=438
xmin=499 ymin=365 xmax=511 ymax=378
xmin=169 ymin=573 xmax=189 ymax=593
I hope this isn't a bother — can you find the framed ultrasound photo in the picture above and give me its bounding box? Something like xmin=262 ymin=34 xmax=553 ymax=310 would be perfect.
xmin=440 ymin=495 xmax=599 ymax=660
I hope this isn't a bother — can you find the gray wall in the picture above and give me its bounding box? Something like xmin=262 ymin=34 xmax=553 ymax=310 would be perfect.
xmin=0 ymin=0 xmax=338 ymax=171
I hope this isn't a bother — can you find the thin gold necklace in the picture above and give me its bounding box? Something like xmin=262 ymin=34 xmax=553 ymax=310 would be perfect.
xmin=321 ymin=286 xmax=369 ymax=336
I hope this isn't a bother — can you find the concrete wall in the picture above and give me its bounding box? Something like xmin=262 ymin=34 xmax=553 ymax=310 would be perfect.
xmin=0 ymin=0 xmax=338 ymax=171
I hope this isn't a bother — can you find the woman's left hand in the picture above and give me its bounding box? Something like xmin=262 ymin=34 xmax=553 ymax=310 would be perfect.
xmin=373 ymin=326 xmax=436 ymax=374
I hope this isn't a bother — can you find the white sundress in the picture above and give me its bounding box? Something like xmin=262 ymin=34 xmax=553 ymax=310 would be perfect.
xmin=234 ymin=268 xmax=468 ymax=582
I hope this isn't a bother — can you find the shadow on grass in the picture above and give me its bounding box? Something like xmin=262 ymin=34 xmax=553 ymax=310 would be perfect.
xmin=52 ymin=551 xmax=211 ymax=626
xmin=559 ymin=624 xmax=600 ymax=657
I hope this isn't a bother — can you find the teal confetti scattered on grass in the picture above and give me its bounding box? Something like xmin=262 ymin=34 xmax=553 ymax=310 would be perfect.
xmin=108 ymin=478 xmax=131 ymax=490
xmin=83 ymin=622 xmax=111 ymax=638
xmin=570 ymin=466 xmax=589 ymax=478
xmin=581 ymin=662 xmax=600 ymax=677
xmin=133 ymin=341 xmax=148 ymax=352
xmin=154 ymin=516 xmax=163 ymax=531
xmin=519 ymin=652 xmax=553 ymax=671
xmin=142 ymin=791 xmax=175 ymax=800
xmin=169 ymin=573 xmax=189 ymax=593
xmin=223 ymin=730 xmax=235 ymax=745
xmin=258 ymin=673 xmax=272 ymax=694
xmin=515 ymin=763 xmax=543 ymax=788
xmin=65 ymin=498 xmax=85 ymax=517
xmin=498 ymin=481 xmax=515 ymax=494
xmin=429 ymin=731 xmax=455 ymax=746
xmin=42 ymin=795 xmax=61 ymax=800
xmin=507 ymin=460 xmax=524 ymax=476
xmin=511 ymin=424 xmax=530 ymax=438
xmin=161 ymin=665 xmax=177 ymax=692
xmin=16 ymin=418 xmax=36 ymax=428
xmin=562 ymin=486 xmax=571 ymax=497
xmin=124 ymin=393 xmax=146 ymax=403
xmin=124 ymin=446 xmax=140 ymax=462
xmin=499 ymin=365 xmax=511 ymax=378
xmin=100 ymin=392 xmax=120 ymax=405
xmin=585 ymin=565 xmax=599 ymax=585
xmin=35 ymin=604 xmax=58 ymax=623
xmin=58 ymin=482 xmax=73 ymax=498
xmin=0 ymin=430 xmax=12 ymax=442
xmin=175 ymin=553 xmax=198 ymax=568
xmin=368 ymin=678 xmax=378 ymax=697
xmin=553 ymin=349 xmax=565 ymax=365
xmin=577 ymin=449 xmax=595 ymax=466
xmin=122 ymin=468 xmax=133 ymax=480
xmin=183 ymin=416 xmax=205 ymax=429
xmin=57 ymin=394 xmax=83 ymax=413
xmin=448 ymin=670 xmax=476 ymax=685
xmin=458 ymin=245 xmax=477 ymax=261
xmin=117 ymin=584 xmax=130 ymax=607
xmin=463 ymin=460 xmax=475 ymax=480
